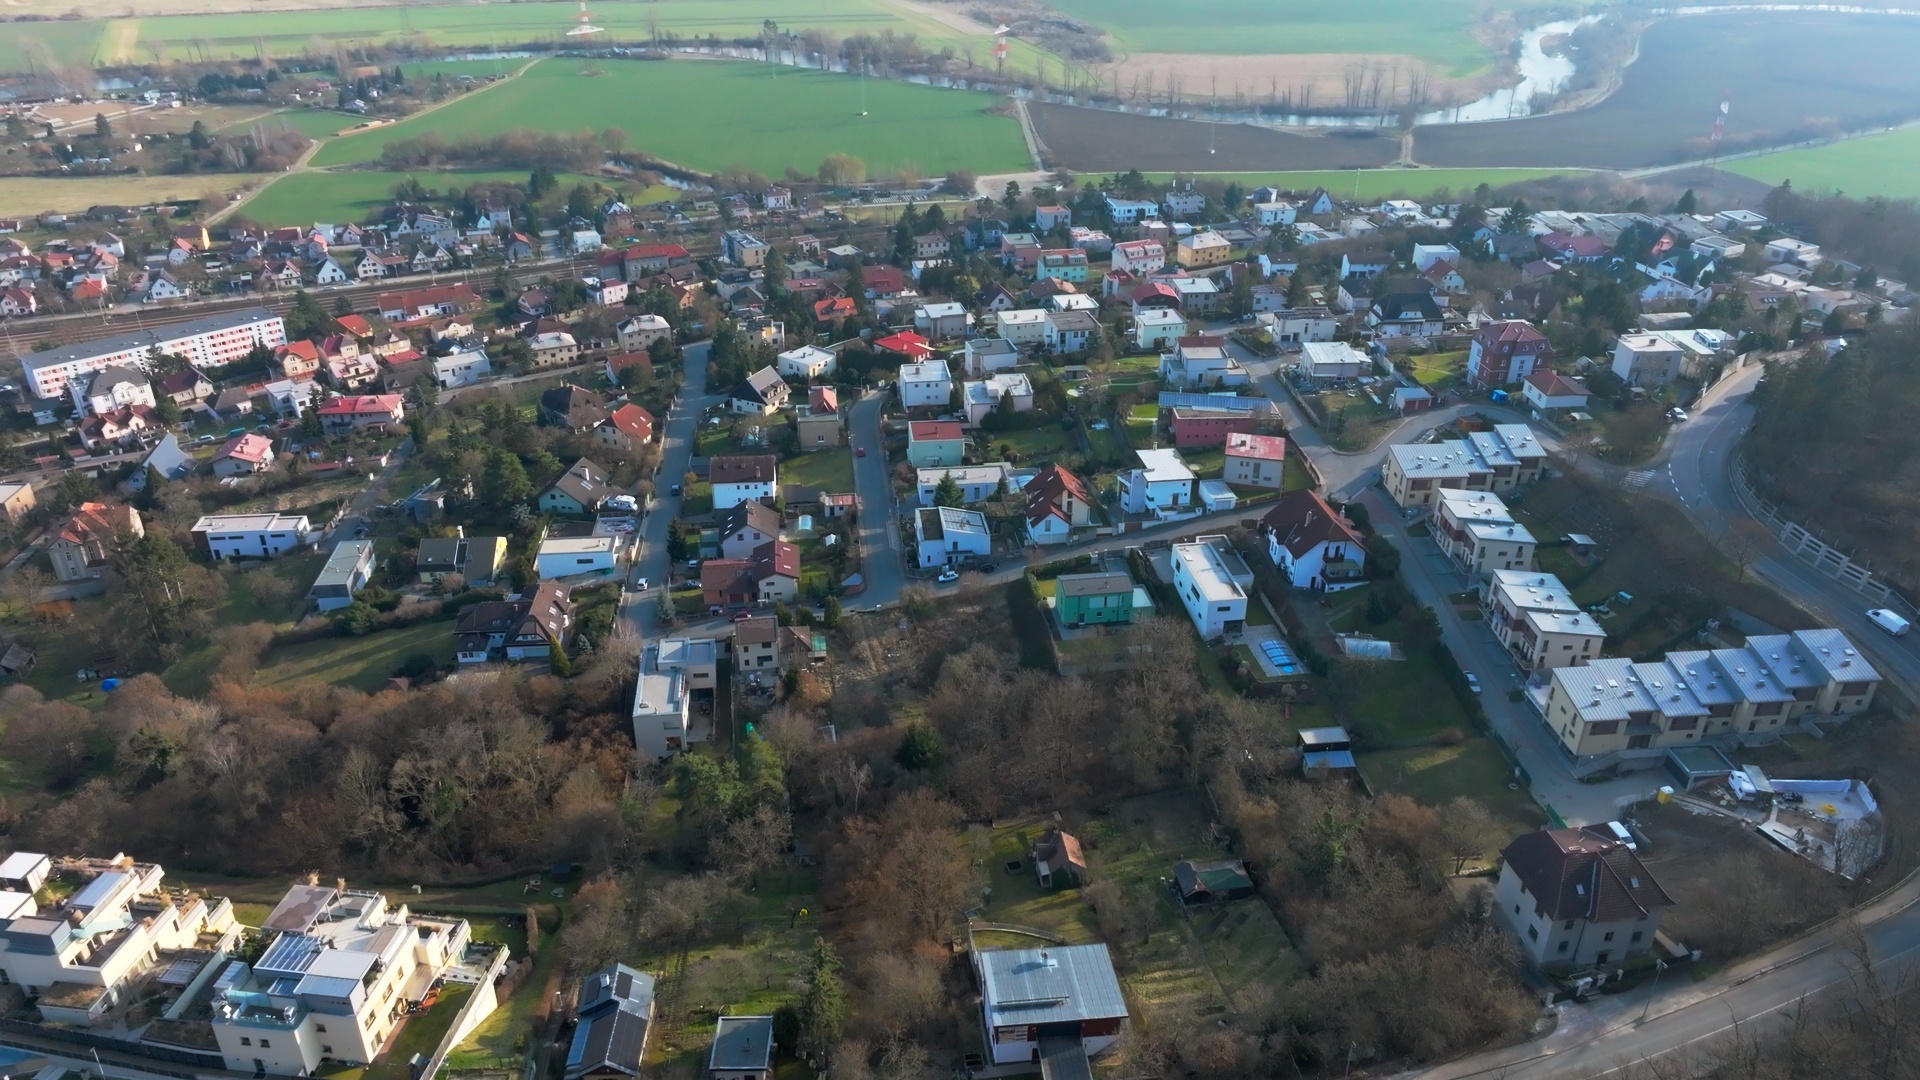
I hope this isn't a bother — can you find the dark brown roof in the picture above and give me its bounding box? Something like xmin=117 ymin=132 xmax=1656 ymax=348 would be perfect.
xmin=1261 ymin=489 xmax=1363 ymax=560
xmin=1500 ymin=827 xmax=1674 ymax=923
xmin=709 ymin=454 xmax=778 ymax=486
xmin=719 ymin=500 xmax=781 ymax=539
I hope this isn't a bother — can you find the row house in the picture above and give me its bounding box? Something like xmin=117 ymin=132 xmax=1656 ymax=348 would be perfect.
xmin=1483 ymin=569 xmax=1605 ymax=672
xmin=1545 ymin=629 xmax=1879 ymax=763
xmin=1380 ymin=424 xmax=1550 ymax=509
xmin=1431 ymin=488 xmax=1536 ymax=576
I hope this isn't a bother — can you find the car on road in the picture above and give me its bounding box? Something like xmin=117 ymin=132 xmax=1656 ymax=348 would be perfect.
xmin=633 ymin=578 xmax=648 ymax=591
xmin=730 ymin=610 xmax=755 ymax=622
xmin=669 ymin=484 xmax=682 ymax=496
xmin=1867 ymin=608 xmax=1912 ymax=636
xmin=936 ymin=568 xmax=959 ymax=583
xmin=856 ymin=446 xmax=867 ymax=458
xmin=977 ymin=561 xmax=998 ymax=573
xmin=1463 ymin=672 xmax=1481 ymax=694
xmin=1667 ymin=406 xmax=1689 ymax=422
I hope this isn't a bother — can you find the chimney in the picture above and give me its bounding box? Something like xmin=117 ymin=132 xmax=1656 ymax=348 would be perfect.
xmin=306 ymin=871 xmax=320 ymax=886
xmin=456 ymin=525 xmax=464 ymax=539
xmin=336 ymin=877 xmax=347 ymax=893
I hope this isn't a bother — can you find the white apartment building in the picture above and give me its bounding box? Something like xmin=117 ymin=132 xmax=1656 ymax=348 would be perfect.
xmin=192 ymin=513 xmax=313 ymax=560
xmin=776 ymin=345 xmax=837 ymax=380
xmin=1171 ymin=539 xmax=1248 ymax=640
xmin=211 ymin=883 xmax=474 ymax=1076
xmin=1380 ymin=425 xmax=1550 ymax=509
xmin=1432 ymin=489 xmax=1536 ymax=575
xmin=1545 ymin=630 xmax=1881 ymax=762
xmin=963 ymin=373 xmax=1034 ymax=425
xmin=1120 ymin=448 xmax=1195 ymax=516
xmin=23 ymin=307 xmax=286 ymax=399
xmin=1111 ymin=239 xmax=1166 ymax=275
xmin=1134 ymin=308 xmax=1186 ymax=351
xmin=1484 ymin=569 xmax=1605 ymax=671
xmin=0 ymin=853 xmax=240 ymax=1025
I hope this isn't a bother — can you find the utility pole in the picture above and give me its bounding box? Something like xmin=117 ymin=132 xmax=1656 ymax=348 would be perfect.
xmin=1639 ymin=959 xmax=1669 ymax=1023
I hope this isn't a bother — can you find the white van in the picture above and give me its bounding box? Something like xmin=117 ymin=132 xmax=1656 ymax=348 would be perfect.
xmin=1867 ymin=608 xmax=1911 ymax=637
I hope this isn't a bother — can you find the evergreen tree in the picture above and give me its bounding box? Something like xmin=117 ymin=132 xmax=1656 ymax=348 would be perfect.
xmin=1674 ymin=188 xmax=1697 ymax=214
xmin=931 ymin=471 xmax=964 ymax=508
xmin=188 ymin=120 xmax=210 ymax=150
xmin=94 ymin=113 xmax=111 ymax=139
xmin=529 ymin=165 xmax=557 ymax=200
xmin=284 ymin=290 xmax=330 ymax=339
xmin=798 ymin=937 xmax=845 ymax=1055
xmin=821 ymin=596 xmax=841 ymax=629
xmin=895 ymin=722 xmax=943 ymax=770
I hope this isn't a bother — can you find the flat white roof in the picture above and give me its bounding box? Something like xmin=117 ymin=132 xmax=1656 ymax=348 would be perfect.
xmin=1134 ymin=447 xmax=1195 ymax=483
xmin=996 ymin=308 xmax=1047 ymax=325
xmin=1172 ymin=541 xmax=1244 ymax=602
xmin=1136 ymin=308 xmax=1186 ymax=325
xmin=539 ymin=536 xmax=618 ymax=555
xmin=193 ymin=512 xmax=310 ymax=532
xmin=898 ymin=360 xmax=952 ymax=383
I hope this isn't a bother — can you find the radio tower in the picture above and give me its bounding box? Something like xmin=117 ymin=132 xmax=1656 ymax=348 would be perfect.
xmin=566 ymin=0 xmax=604 ymax=37
xmin=993 ymin=23 xmax=1010 ymax=77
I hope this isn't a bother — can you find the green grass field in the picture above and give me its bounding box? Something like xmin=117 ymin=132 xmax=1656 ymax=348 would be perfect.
xmin=1147 ymin=168 xmax=1590 ymax=200
xmin=1724 ymin=126 xmax=1920 ymax=201
xmin=1358 ymin=737 xmax=1546 ymax=858
xmin=6 ymin=0 xmax=1064 ymax=77
xmin=1049 ymin=0 xmax=1523 ymax=73
xmin=308 ymin=57 xmax=1028 ymax=176
xmin=217 ymin=107 xmax=370 ymax=141
xmin=234 ymin=168 xmax=641 ymax=226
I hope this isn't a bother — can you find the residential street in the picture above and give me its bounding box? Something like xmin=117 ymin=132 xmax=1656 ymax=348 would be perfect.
xmin=622 ymin=342 xmax=711 ymax=638
xmin=848 ymin=389 xmax=906 ymax=605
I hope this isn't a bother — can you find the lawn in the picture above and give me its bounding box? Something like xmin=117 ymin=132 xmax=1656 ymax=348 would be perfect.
xmin=1143 ymin=168 xmax=1591 ymax=200
xmin=1358 ymin=737 xmax=1546 ymax=857
xmin=1313 ymin=388 xmax=1400 ymax=452
xmin=1407 ymin=349 xmax=1467 ymax=391
xmin=310 ymin=57 xmax=1030 ymax=178
xmin=1323 ymin=583 xmax=1478 ymax=746
xmin=216 ymin=107 xmax=370 ymax=141
xmin=448 ymin=913 xmax=551 ymax=1072
xmin=1726 ymin=126 xmax=1920 ymax=200
xmin=1050 ymin=0 xmax=1523 ymax=73
xmin=250 ymin=618 xmax=458 ymax=693
xmin=985 ymin=424 xmax=1076 ymax=464
xmin=233 ymin=167 xmax=610 ymax=227
xmin=1182 ymin=447 xmax=1225 ymax=478
xmin=0 ymin=173 xmax=260 ymax=218
xmin=976 ymin=790 xmax=1305 ymax=1017
xmin=779 ymin=449 xmax=856 ymax=494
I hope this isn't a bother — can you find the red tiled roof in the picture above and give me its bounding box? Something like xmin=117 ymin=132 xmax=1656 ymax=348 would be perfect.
xmin=335 ymin=314 xmax=373 ymax=336
xmin=909 ymin=420 xmax=964 ymax=442
xmin=1525 ymin=369 xmax=1588 ymax=399
xmin=1226 ymin=431 xmax=1287 ymax=461
xmin=54 ymin=502 xmax=137 ymax=548
xmin=605 ymin=402 xmax=654 ymax=440
xmin=1132 ymin=282 xmax=1180 ymax=304
xmin=873 ymin=331 xmax=931 ymax=358
xmin=316 ymin=394 xmax=403 ymax=416
xmin=809 ymin=386 xmax=838 ymax=413
xmin=214 ymin=432 xmax=274 ymax=464
xmin=604 ymin=350 xmax=652 ymax=377
xmin=1474 ymin=319 xmax=1548 ymax=346
xmin=812 ymin=297 xmax=857 ymax=322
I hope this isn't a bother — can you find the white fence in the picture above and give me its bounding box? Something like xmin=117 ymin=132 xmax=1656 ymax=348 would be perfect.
xmin=1730 ymin=461 xmax=1898 ymax=607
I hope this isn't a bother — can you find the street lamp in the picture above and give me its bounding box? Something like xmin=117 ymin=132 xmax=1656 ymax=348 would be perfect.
xmin=1639 ymin=959 xmax=1669 ymax=1023
xmin=90 ymin=1049 xmax=106 ymax=1080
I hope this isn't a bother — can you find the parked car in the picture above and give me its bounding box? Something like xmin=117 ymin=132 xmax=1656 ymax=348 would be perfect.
xmin=730 ymin=610 xmax=755 ymax=622
xmin=669 ymin=484 xmax=682 ymax=496
xmin=936 ymin=567 xmax=959 ymax=583
xmin=1463 ymin=672 xmax=1481 ymax=694
xmin=856 ymin=446 xmax=867 ymax=458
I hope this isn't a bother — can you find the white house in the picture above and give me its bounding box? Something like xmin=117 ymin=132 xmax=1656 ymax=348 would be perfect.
xmin=536 ymin=535 xmax=619 ymax=579
xmin=709 ymin=455 xmax=778 ymax=511
xmin=1261 ymin=489 xmax=1367 ymax=592
xmin=964 ymin=337 xmax=1020 ymax=376
xmin=1159 ymin=337 xmax=1247 ymax=388
xmin=975 ymin=945 xmax=1128 ymax=1068
xmin=1411 ymin=243 xmax=1462 ymax=272
xmin=72 ymin=365 xmax=154 ymax=417
xmin=434 ymin=348 xmax=492 ymax=390
xmin=1134 ymin=308 xmax=1186 ymax=351
xmin=1104 ymin=196 xmax=1160 ymax=224
xmin=1171 ymin=539 xmax=1248 ymax=639
xmin=1120 ymin=448 xmax=1194 ymax=515
xmin=1763 ymin=237 xmax=1821 ymax=266
xmin=1111 ymin=239 xmax=1166 ymax=275
xmin=898 ymin=360 xmax=956 ymax=409
xmin=307 ymin=539 xmax=376 ymax=611
xmin=777 ymin=344 xmax=838 ymax=380
xmin=1044 ymin=310 xmax=1100 ymax=354
xmin=994 ymin=308 xmax=1048 ymax=347
xmin=1297 ymin=340 xmax=1371 ymax=382
xmin=963 ymin=373 xmax=1034 ymax=425
xmin=914 ymin=301 xmax=971 ymax=341
xmin=1253 ymin=201 xmax=1297 ymax=227
xmin=1611 ymin=333 xmax=1686 ymax=388
xmin=917 ymin=463 xmax=1021 ymax=505
xmin=914 ymin=506 xmax=991 ymax=568
xmin=192 ymin=512 xmax=311 ymax=560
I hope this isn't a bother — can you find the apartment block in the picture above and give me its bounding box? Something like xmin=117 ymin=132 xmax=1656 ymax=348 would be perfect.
xmin=211 ymin=883 xmax=474 ymax=1076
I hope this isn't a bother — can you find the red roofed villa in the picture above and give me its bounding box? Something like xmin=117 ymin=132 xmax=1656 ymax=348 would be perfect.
xmin=315 ymin=394 xmax=406 ymax=434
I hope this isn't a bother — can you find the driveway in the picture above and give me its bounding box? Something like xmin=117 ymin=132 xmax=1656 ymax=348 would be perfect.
xmin=623 ymin=342 xmax=711 ymax=637
xmin=847 ymin=391 xmax=906 ymax=606
xmin=322 ymin=436 xmax=414 ymax=545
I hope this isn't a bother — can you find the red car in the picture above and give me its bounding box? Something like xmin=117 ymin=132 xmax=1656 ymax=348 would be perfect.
xmin=856 ymin=446 xmax=867 ymax=458
xmin=730 ymin=610 xmax=755 ymax=622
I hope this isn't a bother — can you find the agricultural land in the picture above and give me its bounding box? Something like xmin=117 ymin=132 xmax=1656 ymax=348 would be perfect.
xmin=308 ymin=57 xmax=1032 ymax=177
xmin=1723 ymin=124 xmax=1920 ymax=201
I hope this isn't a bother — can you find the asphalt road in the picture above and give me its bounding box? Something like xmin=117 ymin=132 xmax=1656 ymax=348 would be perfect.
xmin=848 ymin=389 xmax=906 ymax=604
xmin=621 ymin=342 xmax=710 ymax=637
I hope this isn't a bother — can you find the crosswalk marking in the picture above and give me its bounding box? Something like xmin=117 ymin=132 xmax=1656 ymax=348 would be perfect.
xmin=1624 ymin=471 xmax=1655 ymax=490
